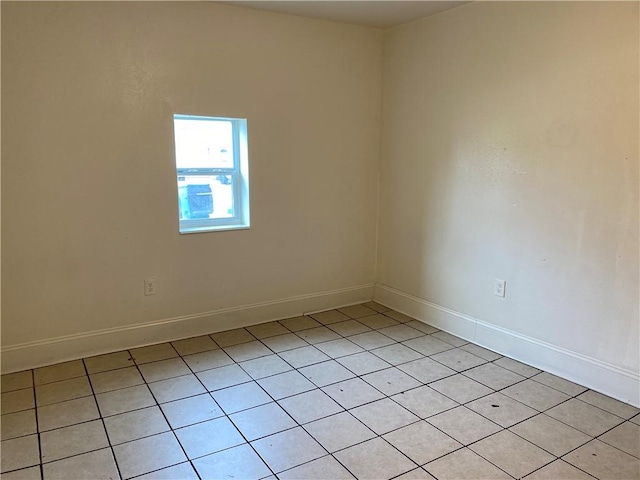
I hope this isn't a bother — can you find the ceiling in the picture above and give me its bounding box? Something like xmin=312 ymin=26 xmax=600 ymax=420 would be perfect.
xmin=221 ymin=1 xmax=471 ymax=29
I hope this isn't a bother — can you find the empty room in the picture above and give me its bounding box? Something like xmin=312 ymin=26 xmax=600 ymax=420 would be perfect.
xmin=1 ymin=1 xmax=638 ymax=479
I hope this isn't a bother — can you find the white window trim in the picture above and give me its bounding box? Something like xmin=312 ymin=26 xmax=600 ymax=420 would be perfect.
xmin=174 ymin=115 xmax=250 ymax=234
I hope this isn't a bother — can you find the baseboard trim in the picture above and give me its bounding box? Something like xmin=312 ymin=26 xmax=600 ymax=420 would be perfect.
xmin=374 ymin=283 xmax=640 ymax=407
xmin=1 ymin=283 xmax=375 ymax=374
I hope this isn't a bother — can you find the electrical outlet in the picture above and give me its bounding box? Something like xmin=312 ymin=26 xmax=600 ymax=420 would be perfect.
xmin=494 ymin=279 xmax=506 ymax=298
xmin=144 ymin=278 xmax=157 ymax=296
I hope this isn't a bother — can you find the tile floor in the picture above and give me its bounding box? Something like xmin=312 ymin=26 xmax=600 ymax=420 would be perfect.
xmin=2 ymin=302 xmax=639 ymax=480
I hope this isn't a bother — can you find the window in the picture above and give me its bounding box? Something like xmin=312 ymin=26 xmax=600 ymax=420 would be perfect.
xmin=173 ymin=114 xmax=250 ymax=233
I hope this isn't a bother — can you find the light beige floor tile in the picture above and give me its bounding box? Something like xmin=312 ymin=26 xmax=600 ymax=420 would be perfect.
xmin=296 ymin=326 xmax=341 ymax=344
xmin=564 ymin=439 xmax=640 ymax=480
xmin=96 ymin=384 xmax=156 ymax=417
xmin=363 ymin=301 xmax=391 ymax=313
xmin=130 ymin=343 xmax=178 ymax=365
xmin=40 ymin=420 xmax=108 ymax=463
xmin=171 ymin=335 xmax=218 ymax=356
xmin=466 ymin=392 xmax=537 ymax=428
xmin=211 ymin=381 xmax=271 ymax=414
xmin=299 ymin=360 xmax=355 ymax=387
xmin=84 ymin=351 xmax=134 ymax=374
xmin=371 ymin=344 xmax=424 ymax=366
xmin=327 ymin=320 xmax=371 ymax=337
xmin=138 ymin=358 xmax=190 ymax=383
xmin=349 ymin=331 xmax=396 ymax=350
xmin=0 ymin=434 xmax=39 ymax=473
xmin=424 ymin=448 xmax=511 ymax=480
xmin=337 ymin=351 xmax=392 ymax=375
xmin=34 ymin=360 xmax=86 ymax=386
xmin=113 ymin=431 xmax=187 ymax=479
xmin=323 ymin=377 xmax=385 ymax=409
xmin=350 ymin=398 xmax=419 ymax=435
xmin=334 ymin=437 xmax=416 ymax=479
xmin=278 ymin=389 xmax=342 ymax=424
xmin=196 ymin=364 xmax=251 ymax=392
xmin=136 ymin=462 xmax=199 ymax=480
xmin=510 ymin=413 xmax=591 ymax=456
xmin=257 ymin=370 xmax=316 ymax=399
xmin=397 ymin=357 xmax=456 ymax=384
xmin=193 ymin=443 xmax=271 ymax=480
xmin=260 ymin=333 xmax=308 ymax=353
xmin=310 ymin=309 xmax=350 ymax=324
xmin=251 ymin=427 xmax=326 ymax=473
xmin=384 ymin=311 xmax=416 ymax=323
xmin=430 ymin=374 xmax=493 ymax=404
xmin=405 ymin=320 xmax=439 ymax=334
xmin=315 ymin=338 xmax=365 ymax=358
xmin=277 ymin=346 xmax=330 ymax=368
xmin=379 ymin=324 xmax=425 ymax=342
xmin=391 ymin=386 xmax=458 ymax=419
xmin=362 ymin=367 xmax=421 ymax=396
xmin=463 ymin=363 xmax=525 ymax=390
xmin=427 ymin=406 xmax=501 ymax=445
xmin=38 ymin=395 xmax=100 ymax=431
xmin=531 ymin=372 xmax=587 ymax=396
xmin=546 ymin=398 xmax=624 ymax=436
xmin=502 ymin=379 xmax=570 ymax=411
xmin=630 ymin=414 xmax=640 ymax=425
xmin=470 ymin=430 xmax=554 ymax=478
xmin=384 ymin=421 xmax=462 ymax=465
xmin=1 ymin=371 xmax=33 ymax=393
xmin=239 ymin=354 xmax=292 ymax=379
xmin=149 ymin=374 xmax=206 ymax=403
xmin=304 ymin=411 xmax=376 ymax=453
xmin=599 ymin=421 xmax=640 ymax=458
xmin=1 ymin=409 xmax=37 ymax=440
xmin=430 ymin=349 xmax=486 ymax=372
xmin=279 ymin=455 xmax=354 ymax=480
xmin=104 ymin=405 xmax=170 ymax=445
xmin=578 ymin=389 xmax=640 ymax=419
xmin=89 ymin=367 xmax=144 ymax=395
xmin=160 ymin=393 xmax=223 ymax=429
xmin=182 ymin=349 xmax=233 ymax=372
xmin=460 ymin=343 xmax=502 ymax=361
xmin=42 ymin=447 xmax=119 ymax=480
xmin=210 ymin=328 xmax=256 ymax=347
xmin=523 ymin=460 xmax=594 ymax=480
xmin=358 ymin=314 xmax=401 ymax=330
xmin=338 ymin=304 xmax=378 ymax=319
xmin=431 ymin=331 xmax=468 ymax=347
xmin=493 ymin=357 xmax=541 ymax=377
xmin=402 ymin=336 xmax=451 ymax=356
xmin=36 ymin=376 xmax=93 ymax=406
xmin=2 ymin=465 xmax=41 ymax=480
xmin=175 ymin=417 xmax=244 ymax=459
xmin=223 ymin=341 xmax=272 ymax=363
xmin=246 ymin=321 xmax=289 ymax=339
xmin=278 ymin=315 xmax=321 ymax=332
xmin=394 ymin=468 xmax=437 ymax=480
xmin=229 ymin=402 xmax=296 ymax=441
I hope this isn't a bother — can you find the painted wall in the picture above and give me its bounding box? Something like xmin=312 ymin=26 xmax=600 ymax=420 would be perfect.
xmin=379 ymin=2 xmax=639 ymax=374
xmin=2 ymin=2 xmax=382 ymax=347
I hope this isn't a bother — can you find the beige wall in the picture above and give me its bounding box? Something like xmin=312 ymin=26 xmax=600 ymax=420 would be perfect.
xmin=1 ymin=2 xmax=382 ymax=346
xmin=2 ymin=0 xmax=638 ymax=387
xmin=379 ymin=1 xmax=639 ymax=373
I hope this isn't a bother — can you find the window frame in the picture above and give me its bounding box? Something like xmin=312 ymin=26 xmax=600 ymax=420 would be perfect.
xmin=173 ymin=114 xmax=250 ymax=234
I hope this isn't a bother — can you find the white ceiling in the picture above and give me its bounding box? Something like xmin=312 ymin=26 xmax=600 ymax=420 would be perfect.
xmin=221 ymin=1 xmax=470 ymax=29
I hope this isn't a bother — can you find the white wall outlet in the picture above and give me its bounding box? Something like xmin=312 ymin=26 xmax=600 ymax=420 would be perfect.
xmin=144 ymin=278 xmax=157 ymax=296
xmin=494 ymin=279 xmax=506 ymax=298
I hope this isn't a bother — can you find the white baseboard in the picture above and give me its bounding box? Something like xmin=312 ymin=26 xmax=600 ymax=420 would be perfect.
xmin=1 ymin=284 xmax=374 ymax=374
xmin=374 ymin=284 xmax=640 ymax=408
